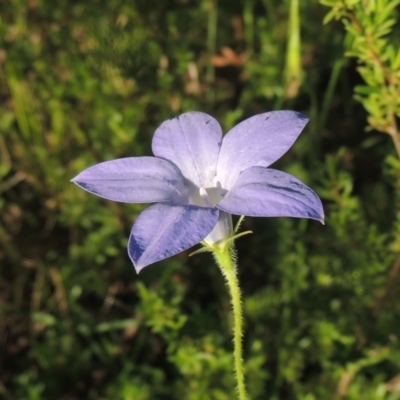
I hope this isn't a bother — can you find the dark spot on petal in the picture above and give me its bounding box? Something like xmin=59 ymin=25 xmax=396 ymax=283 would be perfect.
xmin=265 ymin=115 xmax=270 ymax=120
xmin=205 ymin=120 xmax=210 ymax=124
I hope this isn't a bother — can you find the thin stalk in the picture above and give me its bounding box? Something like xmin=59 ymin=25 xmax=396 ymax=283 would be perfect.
xmin=243 ymin=0 xmax=254 ymax=52
xmin=207 ymin=0 xmax=217 ymax=104
xmin=319 ymin=58 xmax=345 ymax=131
xmin=387 ymin=113 xmax=400 ymax=160
xmin=285 ymin=0 xmax=302 ymax=98
xmin=389 ymin=132 xmax=400 ymax=160
xmin=212 ymin=244 xmax=248 ymax=400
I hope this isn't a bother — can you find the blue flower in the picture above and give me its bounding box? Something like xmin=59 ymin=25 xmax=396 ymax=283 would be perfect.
xmin=72 ymin=111 xmax=324 ymax=272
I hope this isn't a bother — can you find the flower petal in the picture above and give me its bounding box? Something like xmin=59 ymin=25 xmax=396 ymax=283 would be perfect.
xmin=128 ymin=203 xmax=219 ymax=272
xmin=72 ymin=157 xmax=188 ymax=204
xmin=152 ymin=111 xmax=223 ymax=188
xmin=216 ymin=111 xmax=309 ymax=189
xmin=217 ymin=167 xmax=324 ymax=222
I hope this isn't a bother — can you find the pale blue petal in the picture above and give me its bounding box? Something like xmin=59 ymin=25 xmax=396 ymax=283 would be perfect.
xmin=72 ymin=157 xmax=188 ymax=204
xmin=128 ymin=203 xmax=219 ymax=272
xmin=216 ymin=111 xmax=309 ymax=189
xmin=217 ymin=167 xmax=324 ymax=222
xmin=152 ymin=111 xmax=222 ymax=188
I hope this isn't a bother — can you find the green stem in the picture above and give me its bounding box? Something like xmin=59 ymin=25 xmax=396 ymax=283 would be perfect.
xmin=285 ymin=0 xmax=302 ymax=98
xmin=212 ymin=244 xmax=248 ymax=400
xmin=206 ymin=0 xmax=217 ymax=105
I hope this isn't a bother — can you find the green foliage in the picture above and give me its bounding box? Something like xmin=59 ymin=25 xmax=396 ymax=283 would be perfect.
xmin=321 ymin=0 xmax=400 ymax=153
xmin=1 ymin=0 xmax=400 ymax=399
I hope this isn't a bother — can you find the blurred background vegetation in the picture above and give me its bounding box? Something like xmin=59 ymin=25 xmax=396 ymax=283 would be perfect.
xmin=1 ymin=0 xmax=400 ymax=399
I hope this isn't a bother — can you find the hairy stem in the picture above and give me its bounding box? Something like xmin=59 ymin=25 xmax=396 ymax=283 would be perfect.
xmin=212 ymin=245 xmax=248 ymax=400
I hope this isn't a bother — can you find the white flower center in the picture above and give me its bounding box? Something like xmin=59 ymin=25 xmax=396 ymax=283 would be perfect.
xmin=186 ymin=179 xmax=233 ymax=245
